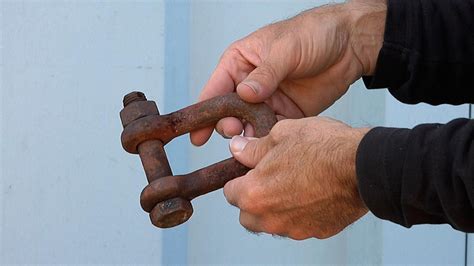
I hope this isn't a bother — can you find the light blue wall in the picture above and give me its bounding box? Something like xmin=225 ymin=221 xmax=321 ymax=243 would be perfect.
xmin=469 ymin=234 xmax=473 ymax=265
xmin=1 ymin=1 xmax=166 ymax=264
xmin=0 ymin=0 xmax=471 ymax=264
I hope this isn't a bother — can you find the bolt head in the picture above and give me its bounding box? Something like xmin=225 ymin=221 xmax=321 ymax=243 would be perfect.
xmin=150 ymin=198 xmax=193 ymax=228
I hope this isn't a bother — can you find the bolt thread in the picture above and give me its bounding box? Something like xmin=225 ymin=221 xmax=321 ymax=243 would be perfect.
xmin=123 ymin=91 xmax=147 ymax=107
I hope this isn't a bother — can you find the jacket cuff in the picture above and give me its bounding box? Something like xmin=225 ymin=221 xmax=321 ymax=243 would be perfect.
xmin=362 ymin=43 xmax=409 ymax=89
xmin=356 ymin=127 xmax=411 ymax=226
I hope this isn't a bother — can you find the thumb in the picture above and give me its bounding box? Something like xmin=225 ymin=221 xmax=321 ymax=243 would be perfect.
xmin=236 ymin=62 xmax=287 ymax=103
xmin=229 ymin=135 xmax=273 ymax=168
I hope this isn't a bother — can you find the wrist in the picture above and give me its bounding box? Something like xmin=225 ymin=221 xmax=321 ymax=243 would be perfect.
xmin=345 ymin=127 xmax=371 ymax=212
xmin=345 ymin=0 xmax=387 ymax=76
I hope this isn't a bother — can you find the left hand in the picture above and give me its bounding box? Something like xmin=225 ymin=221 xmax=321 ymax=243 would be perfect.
xmin=190 ymin=1 xmax=387 ymax=146
xmin=225 ymin=116 xmax=370 ymax=240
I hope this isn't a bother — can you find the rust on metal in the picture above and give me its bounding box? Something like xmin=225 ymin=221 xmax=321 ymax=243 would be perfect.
xmin=120 ymin=91 xmax=277 ymax=228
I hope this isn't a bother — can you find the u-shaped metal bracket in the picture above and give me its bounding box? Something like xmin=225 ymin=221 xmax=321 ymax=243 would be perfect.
xmin=120 ymin=92 xmax=277 ymax=228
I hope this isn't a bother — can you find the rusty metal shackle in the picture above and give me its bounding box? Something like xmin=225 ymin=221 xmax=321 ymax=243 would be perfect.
xmin=120 ymin=92 xmax=277 ymax=228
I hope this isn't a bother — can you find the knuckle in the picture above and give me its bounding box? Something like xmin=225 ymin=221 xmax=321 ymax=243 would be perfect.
xmin=239 ymin=185 xmax=264 ymax=213
xmin=239 ymin=214 xmax=259 ymax=233
xmin=237 ymin=196 xmax=252 ymax=212
xmin=261 ymin=220 xmax=285 ymax=235
xmin=274 ymin=119 xmax=291 ymax=130
xmin=314 ymin=230 xmax=334 ymax=239
xmin=253 ymin=64 xmax=277 ymax=83
xmin=223 ymin=181 xmax=237 ymax=205
xmin=260 ymin=63 xmax=276 ymax=76
xmin=247 ymin=141 xmax=264 ymax=161
xmin=239 ymin=220 xmax=251 ymax=231
xmin=239 ymin=214 xmax=250 ymax=227
xmin=223 ymin=42 xmax=245 ymax=63
xmin=270 ymin=119 xmax=292 ymax=140
xmin=266 ymin=132 xmax=279 ymax=146
xmin=229 ymin=39 xmax=244 ymax=50
xmin=288 ymin=231 xmax=310 ymax=241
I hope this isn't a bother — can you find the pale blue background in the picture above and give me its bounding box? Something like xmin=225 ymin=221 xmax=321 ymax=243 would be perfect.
xmin=0 ymin=0 xmax=472 ymax=264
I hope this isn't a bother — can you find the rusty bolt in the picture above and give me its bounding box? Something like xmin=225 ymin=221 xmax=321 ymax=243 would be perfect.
xmin=121 ymin=91 xmax=193 ymax=228
xmin=123 ymin=91 xmax=146 ymax=107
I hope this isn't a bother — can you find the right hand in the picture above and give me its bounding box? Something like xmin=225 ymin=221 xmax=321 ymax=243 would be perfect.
xmin=190 ymin=0 xmax=386 ymax=146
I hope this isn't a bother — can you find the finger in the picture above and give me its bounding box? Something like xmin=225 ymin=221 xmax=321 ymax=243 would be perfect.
xmin=241 ymin=212 xmax=289 ymax=237
xmin=199 ymin=67 xmax=236 ymax=101
xmin=191 ymin=69 xmax=236 ymax=146
xmin=236 ymin=60 xmax=288 ymax=103
xmin=199 ymin=52 xmax=254 ymax=102
xmin=264 ymin=90 xmax=305 ymax=119
xmin=191 ymin=53 xmax=254 ymax=146
xmin=223 ymin=170 xmax=256 ymax=207
xmin=216 ymin=117 xmax=244 ymax=138
xmin=243 ymin=122 xmax=255 ymax=137
xmin=239 ymin=211 xmax=263 ymax=234
xmin=190 ymin=127 xmax=214 ymax=146
xmin=229 ymin=135 xmax=274 ymax=168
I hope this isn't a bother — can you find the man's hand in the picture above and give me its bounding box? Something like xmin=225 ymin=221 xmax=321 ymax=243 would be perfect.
xmin=225 ymin=117 xmax=370 ymax=240
xmin=190 ymin=1 xmax=386 ymax=145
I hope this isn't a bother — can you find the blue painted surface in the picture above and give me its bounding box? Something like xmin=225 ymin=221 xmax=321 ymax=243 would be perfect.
xmin=0 ymin=1 xmax=166 ymax=263
xmin=163 ymin=0 xmax=191 ymax=265
xmin=0 ymin=0 xmax=470 ymax=264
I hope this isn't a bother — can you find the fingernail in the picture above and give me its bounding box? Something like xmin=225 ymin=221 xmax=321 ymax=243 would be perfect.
xmin=240 ymin=80 xmax=260 ymax=95
xmin=218 ymin=126 xmax=231 ymax=139
xmin=230 ymin=135 xmax=249 ymax=153
xmin=222 ymin=132 xmax=232 ymax=139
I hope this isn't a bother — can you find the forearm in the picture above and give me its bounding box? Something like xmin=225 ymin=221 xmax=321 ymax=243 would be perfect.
xmin=363 ymin=0 xmax=474 ymax=104
xmin=356 ymin=119 xmax=474 ymax=231
xmin=348 ymin=0 xmax=387 ymax=76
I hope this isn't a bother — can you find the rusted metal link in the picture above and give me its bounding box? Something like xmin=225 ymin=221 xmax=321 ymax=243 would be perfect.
xmin=120 ymin=92 xmax=277 ymax=228
xmin=121 ymin=93 xmax=276 ymax=154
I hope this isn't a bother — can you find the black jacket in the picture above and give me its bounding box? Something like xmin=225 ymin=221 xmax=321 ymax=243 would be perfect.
xmin=356 ymin=0 xmax=474 ymax=232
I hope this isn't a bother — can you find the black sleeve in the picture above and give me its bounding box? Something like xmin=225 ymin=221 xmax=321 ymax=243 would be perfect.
xmin=356 ymin=0 xmax=474 ymax=230
xmin=356 ymin=119 xmax=474 ymax=232
xmin=362 ymin=0 xmax=474 ymax=105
